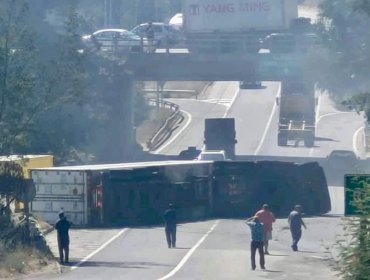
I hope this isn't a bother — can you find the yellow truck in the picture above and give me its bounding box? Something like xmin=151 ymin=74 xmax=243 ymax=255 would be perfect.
xmin=0 ymin=155 xmax=53 ymax=211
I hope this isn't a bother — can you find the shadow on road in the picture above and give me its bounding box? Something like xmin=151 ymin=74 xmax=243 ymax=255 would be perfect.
xmin=262 ymin=269 xmax=284 ymax=273
xmin=267 ymin=253 xmax=288 ymax=257
xmin=315 ymin=136 xmax=338 ymax=142
xmin=296 ymin=250 xmax=319 ymax=253
xmin=72 ymin=260 xmax=173 ymax=269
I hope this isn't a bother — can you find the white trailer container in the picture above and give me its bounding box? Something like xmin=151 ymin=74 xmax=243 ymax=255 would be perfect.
xmin=183 ymin=0 xmax=298 ymax=33
xmin=29 ymin=161 xmax=213 ymax=227
xmin=30 ymin=170 xmax=88 ymax=226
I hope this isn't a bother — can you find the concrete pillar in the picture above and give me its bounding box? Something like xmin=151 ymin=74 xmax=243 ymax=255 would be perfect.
xmin=101 ymin=72 xmax=141 ymax=163
xmin=119 ymin=74 xmax=137 ymax=161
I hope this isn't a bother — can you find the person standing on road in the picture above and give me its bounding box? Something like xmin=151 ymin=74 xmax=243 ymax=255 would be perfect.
xmin=246 ymin=216 xmax=265 ymax=270
xmin=55 ymin=211 xmax=72 ymax=264
xmin=145 ymin=21 xmax=156 ymax=52
xmin=288 ymin=205 xmax=307 ymax=251
xmin=163 ymin=203 xmax=177 ymax=248
xmin=255 ymin=204 xmax=276 ymax=254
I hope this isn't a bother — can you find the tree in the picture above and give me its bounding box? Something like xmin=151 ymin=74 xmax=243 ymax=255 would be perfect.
xmin=0 ymin=161 xmax=25 ymax=217
xmin=0 ymin=0 xmax=45 ymax=154
xmin=314 ymin=0 xmax=370 ymax=100
xmin=0 ymin=1 xmax=90 ymax=163
xmin=336 ymin=178 xmax=370 ymax=280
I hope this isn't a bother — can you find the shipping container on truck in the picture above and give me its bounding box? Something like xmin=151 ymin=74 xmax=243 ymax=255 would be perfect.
xmin=204 ymin=118 xmax=237 ymax=159
xmin=30 ymin=161 xmax=212 ymax=226
xmin=183 ymin=0 xmax=299 ymax=53
xmin=277 ymin=80 xmax=316 ymax=147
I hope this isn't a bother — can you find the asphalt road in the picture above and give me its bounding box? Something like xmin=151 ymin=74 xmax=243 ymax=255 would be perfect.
xmin=38 ymin=216 xmax=343 ymax=280
xmin=155 ymin=81 xmax=365 ymax=159
xmin=31 ymin=81 xmax=353 ymax=280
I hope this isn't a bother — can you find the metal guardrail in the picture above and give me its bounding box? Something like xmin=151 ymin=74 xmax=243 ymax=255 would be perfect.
xmin=146 ymin=98 xmax=182 ymax=151
xmin=87 ymin=32 xmax=318 ymax=56
xmin=144 ymin=89 xmax=198 ymax=98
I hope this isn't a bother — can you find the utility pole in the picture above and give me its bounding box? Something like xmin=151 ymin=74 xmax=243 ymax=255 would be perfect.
xmin=109 ymin=0 xmax=113 ymax=26
xmin=104 ymin=0 xmax=113 ymax=27
xmin=104 ymin=0 xmax=108 ymax=27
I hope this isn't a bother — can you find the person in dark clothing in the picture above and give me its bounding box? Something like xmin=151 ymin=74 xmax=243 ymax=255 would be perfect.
xmin=288 ymin=205 xmax=307 ymax=251
xmin=55 ymin=211 xmax=71 ymax=264
xmin=246 ymin=216 xmax=265 ymax=270
xmin=146 ymin=22 xmax=155 ymax=41
xmin=163 ymin=203 xmax=177 ymax=248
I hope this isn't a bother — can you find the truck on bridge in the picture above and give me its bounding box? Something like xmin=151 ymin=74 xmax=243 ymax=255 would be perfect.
xmin=183 ymin=0 xmax=299 ymax=54
xmin=277 ymin=80 xmax=316 ymax=147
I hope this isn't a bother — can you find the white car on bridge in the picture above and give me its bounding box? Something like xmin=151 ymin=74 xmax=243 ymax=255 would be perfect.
xmin=82 ymin=29 xmax=145 ymax=52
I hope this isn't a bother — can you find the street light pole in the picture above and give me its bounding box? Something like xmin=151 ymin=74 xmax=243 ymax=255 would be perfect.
xmin=109 ymin=0 xmax=113 ymax=26
xmin=104 ymin=0 xmax=107 ymax=27
xmin=104 ymin=0 xmax=113 ymax=27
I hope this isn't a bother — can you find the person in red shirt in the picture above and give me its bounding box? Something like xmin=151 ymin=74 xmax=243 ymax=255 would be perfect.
xmin=255 ymin=204 xmax=276 ymax=254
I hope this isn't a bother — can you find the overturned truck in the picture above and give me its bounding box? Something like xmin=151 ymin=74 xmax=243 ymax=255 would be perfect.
xmin=211 ymin=161 xmax=330 ymax=217
xmin=30 ymin=160 xmax=330 ymax=226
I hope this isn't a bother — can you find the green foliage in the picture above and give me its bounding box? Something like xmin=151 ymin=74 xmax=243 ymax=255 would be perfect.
xmin=342 ymin=92 xmax=370 ymax=122
xmin=314 ymin=0 xmax=370 ymax=99
xmin=0 ymin=0 xmax=43 ymax=154
xmin=0 ymin=161 xmax=25 ymax=217
xmin=0 ymin=0 xmax=179 ymax=163
xmin=336 ymin=180 xmax=370 ymax=280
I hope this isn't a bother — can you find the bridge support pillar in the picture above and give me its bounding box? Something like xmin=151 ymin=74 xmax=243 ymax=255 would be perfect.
xmin=120 ymin=74 xmax=136 ymax=160
xmin=103 ymin=73 xmax=142 ymax=162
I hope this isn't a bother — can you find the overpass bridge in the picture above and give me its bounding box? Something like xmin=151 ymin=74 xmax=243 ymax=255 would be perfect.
xmin=97 ymin=46 xmax=310 ymax=160
xmin=124 ymin=51 xmax=305 ymax=81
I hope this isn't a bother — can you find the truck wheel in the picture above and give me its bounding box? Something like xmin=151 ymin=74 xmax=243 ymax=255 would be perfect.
xmin=278 ymin=134 xmax=287 ymax=146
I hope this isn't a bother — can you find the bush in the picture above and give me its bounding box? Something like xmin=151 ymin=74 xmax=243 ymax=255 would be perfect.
xmin=335 ymin=182 xmax=370 ymax=279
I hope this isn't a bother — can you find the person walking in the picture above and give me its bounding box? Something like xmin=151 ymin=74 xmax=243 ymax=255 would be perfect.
xmin=255 ymin=204 xmax=276 ymax=254
xmin=145 ymin=21 xmax=156 ymax=52
xmin=163 ymin=203 xmax=177 ymax=248
xmin=55 ymin=211 xmax=71 ymax=264
xmin=246 ymin=216 xmax=265 ymax=270
xmin=288 ymin=205 xmax=307 ymax=251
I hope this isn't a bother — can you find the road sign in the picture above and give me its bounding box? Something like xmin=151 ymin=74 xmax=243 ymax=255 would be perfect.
xmin=344 ymin=174 xmax=369 ymax=215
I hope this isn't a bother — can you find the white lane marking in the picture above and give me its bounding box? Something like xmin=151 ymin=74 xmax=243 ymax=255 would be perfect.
xmin=170 ymin=98 xmax=232 ymax=104
xmin=353 ymin=126 xmax=364 ymax=157
xmin=153 ymin=109 xmax=192 ymax=154
xmin=317 ymin=111 xmax=353 ymax=122
xmin=70 ymin=228 xmax=128 ymax=271
xmin=223 ymin=87 xmax=239 ymax=118
xmin=157 ymin=220 xmax=220 ymax=280
xmin=156 ymin=84 xmax=238 ymax=153
xmin=309 ymin=111 xmax=363 ymax=157
xmin=254 ymin=83 xmax=281 ymax=155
